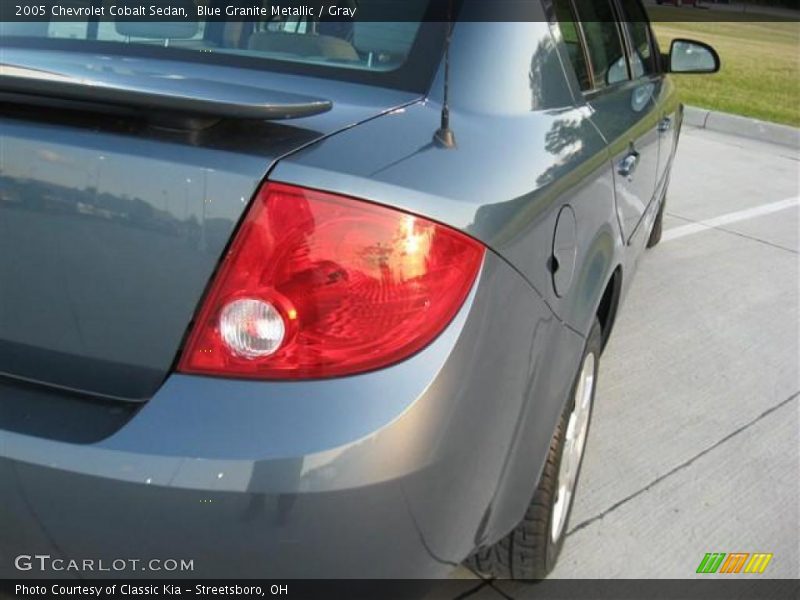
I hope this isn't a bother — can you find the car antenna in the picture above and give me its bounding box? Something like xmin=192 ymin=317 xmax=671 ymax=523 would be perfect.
xmin=433 ymin=3 xmax=456 ymax=149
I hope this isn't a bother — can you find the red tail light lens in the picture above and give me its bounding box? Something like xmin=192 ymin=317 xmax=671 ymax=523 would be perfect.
xmin=178 ymin=182 xmax=484 ymax=379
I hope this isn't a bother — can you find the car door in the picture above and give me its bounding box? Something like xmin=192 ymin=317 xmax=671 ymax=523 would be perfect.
xmin=558 ymin=0 xmax=661 ymax=246
xmin=618 ymin=0 xmax=676 ymax=208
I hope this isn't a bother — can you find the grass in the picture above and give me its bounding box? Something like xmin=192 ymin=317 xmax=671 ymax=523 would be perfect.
xmin=649 ymin=7 xmax=800 ymax=127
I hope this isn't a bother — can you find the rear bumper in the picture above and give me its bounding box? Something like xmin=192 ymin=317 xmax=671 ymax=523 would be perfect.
xmin=0 ymin=251 xmax=584 ymax=578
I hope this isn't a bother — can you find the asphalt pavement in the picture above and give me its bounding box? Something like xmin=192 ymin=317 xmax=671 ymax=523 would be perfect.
xmin=453 ymin=125 xmax=800 ymax=593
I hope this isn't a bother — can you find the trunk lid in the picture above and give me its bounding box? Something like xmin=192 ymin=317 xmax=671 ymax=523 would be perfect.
xmin=0 ymin=49 xmax=418 ymax=399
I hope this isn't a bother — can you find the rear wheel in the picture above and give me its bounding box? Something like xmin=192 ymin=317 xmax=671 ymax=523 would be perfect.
xmin=647 ymin=195 xmax=666 ymax=248
xmin=469 ymin=319 xmax=602 ymax=579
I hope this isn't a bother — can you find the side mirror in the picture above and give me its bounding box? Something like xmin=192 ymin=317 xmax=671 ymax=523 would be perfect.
xmin=669 ymin=39 xmax=720 ymax=74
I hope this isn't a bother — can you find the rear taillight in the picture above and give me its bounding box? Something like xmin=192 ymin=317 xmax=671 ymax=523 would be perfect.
xmin=177 ymin=182 xmax=484 ymax=379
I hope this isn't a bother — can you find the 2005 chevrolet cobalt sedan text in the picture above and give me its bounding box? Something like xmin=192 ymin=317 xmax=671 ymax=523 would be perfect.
xmin=0 ymin=0 xmax=718 ymax=579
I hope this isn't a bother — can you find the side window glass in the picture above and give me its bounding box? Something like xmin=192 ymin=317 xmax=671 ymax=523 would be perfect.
xmin=571 ymin=0 xmax=629 ymax=90
xmin=553 ymin=0 xmax=592 ymax=91
xmin=619 ymin=0 xmax=657 ymax=78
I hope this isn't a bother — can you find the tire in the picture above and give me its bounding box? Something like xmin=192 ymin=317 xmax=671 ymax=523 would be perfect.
xmin=646 ymin=195 xmax=665 ymax=248
xmin=468 ymin=319 xmax=602 ymax=580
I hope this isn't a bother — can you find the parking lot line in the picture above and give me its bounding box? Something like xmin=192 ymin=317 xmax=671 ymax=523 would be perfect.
xmin=662 ymin=196 xmax=800 ymax=242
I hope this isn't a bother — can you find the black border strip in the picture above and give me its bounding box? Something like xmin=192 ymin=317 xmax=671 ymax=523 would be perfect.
xmin=3 ymin=579 xmax=800 ymax=600
xmin=0 ymin=0 xmax=797 ymax=22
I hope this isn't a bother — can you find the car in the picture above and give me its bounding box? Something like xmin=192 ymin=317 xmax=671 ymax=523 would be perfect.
xmin=0 ymin=0 xmax=719 ymax=580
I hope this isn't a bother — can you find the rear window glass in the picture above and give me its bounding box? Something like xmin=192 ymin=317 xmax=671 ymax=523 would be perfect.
xmin=569 ymin=0 xmax=630 ymax=90
xmin=553 ymin=0 xmax=592 ymax=91
xmin=618 ymin=0 xmax=657 ymax=78
xmin=2 ymin=0 xmax=444 ymax=91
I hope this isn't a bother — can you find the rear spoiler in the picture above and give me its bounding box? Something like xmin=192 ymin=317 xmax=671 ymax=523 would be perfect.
xmin=0 ymin=53 xmax=333 ymax=130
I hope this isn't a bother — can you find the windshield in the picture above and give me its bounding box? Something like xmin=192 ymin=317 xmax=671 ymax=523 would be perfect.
xmin=2 ymin=0 xmax=444 ymax=92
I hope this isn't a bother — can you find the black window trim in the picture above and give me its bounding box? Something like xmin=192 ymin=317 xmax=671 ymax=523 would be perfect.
xmin=614 ymin=0 xmax=662 ymax=81
xmin=557 ymin=0 xmax=596 ymax=91
xmin=610 ymin=0 xmax=635 ymax=82
xmin=555 ymin=0 xmax=636 ymax=99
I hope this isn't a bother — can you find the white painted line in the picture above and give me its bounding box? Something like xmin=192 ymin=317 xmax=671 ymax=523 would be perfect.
xmin=662 ymin=197 xmax=800 ymax=242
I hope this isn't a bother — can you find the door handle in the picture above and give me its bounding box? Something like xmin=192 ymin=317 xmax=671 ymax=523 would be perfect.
xmin=617 ymin=150 xmax=640 ymax=178
xmin=658 ymin=116 xmax=672 ymax=133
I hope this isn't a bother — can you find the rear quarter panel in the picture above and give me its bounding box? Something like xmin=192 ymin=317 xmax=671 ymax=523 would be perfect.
xmin=271 ymin=21 xmax=628 ymax=544
xmin=273 ymin=21 xmax=625 ymax=342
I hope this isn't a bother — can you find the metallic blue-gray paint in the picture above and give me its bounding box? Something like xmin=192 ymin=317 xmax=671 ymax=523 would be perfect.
xmin=0 ymin=15 xmax=684 ymax=578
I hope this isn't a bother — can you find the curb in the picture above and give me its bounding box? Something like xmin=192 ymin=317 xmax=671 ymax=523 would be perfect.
xmin=684 ymin=106 xmax=799 ymax=149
